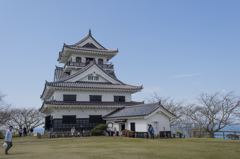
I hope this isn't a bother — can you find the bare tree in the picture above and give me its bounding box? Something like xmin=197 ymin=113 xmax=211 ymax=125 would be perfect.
xmin=145 ymin=92 xmax=185 ymax=125
xmin=183 ymin=91 xmax=240 ymax=137
xmin=0 ymin=91 xmax=11 ymax=127
xmin=181 ymin=121 xmax=205 ymax=138
xmin=5 ymin=108 xmax=44 ymax=133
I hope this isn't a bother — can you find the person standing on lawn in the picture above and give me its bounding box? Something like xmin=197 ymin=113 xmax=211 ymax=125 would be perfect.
xmin=149 ymin=124 xmax=154 ymax=139
xmin=147 ymin=124 xmax=151 ymax=139
xmin=80 ymin=125 xmax=84 ymax=137
xmin=19 ymin=127 xmax=22 ymax=137
xmin=5 ymin=126 xmax=13 ymax=155
xmin=71 ymin=127 xmax=76 ymax=137
xmin=30 ymin=127 xmax=34 ymax=136
xmin=23 ymin=127 xmax=27 ymax=137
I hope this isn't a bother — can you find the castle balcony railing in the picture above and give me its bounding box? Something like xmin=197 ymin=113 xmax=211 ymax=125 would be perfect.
xmin=64 ymin=61 xmax=114 ymax=70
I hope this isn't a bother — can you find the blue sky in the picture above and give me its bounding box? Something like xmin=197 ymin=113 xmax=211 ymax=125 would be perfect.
xmin=0 ymin=0 xmax=239 ymax=108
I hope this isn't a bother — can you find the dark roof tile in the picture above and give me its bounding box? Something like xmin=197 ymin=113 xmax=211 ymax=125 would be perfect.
xmin=103 ymin=103 xmax=161 ymax=118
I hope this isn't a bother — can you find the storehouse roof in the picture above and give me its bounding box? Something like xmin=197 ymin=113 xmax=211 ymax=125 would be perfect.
xmin=103 ymin=103 xmax=176 ymax=118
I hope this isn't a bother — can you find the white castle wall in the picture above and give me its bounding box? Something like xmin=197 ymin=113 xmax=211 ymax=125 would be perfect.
xmin=50 ymin=108 xmax=116 ymax=119
xmin=53 ymin=90 xmax=132 ymax=102
xmin=69 ymin=53 xmax=108 ymax=64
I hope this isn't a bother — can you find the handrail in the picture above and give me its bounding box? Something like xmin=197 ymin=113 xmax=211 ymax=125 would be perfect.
xmin=64 ymin=62 xmax=114 ymax=69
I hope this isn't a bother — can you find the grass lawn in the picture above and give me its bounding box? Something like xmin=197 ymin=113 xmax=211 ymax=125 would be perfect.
xmin=0 ymin=137 xmax=240 ymax=159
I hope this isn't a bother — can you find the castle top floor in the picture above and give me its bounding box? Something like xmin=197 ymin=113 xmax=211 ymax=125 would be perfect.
xmin=58 ymin=29 xmax=119 ymax=64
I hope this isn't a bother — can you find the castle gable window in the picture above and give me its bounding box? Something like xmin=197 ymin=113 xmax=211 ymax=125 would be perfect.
xmin=88 ymin=75 xmax=99 ymax=81
xmin=90 ymin=95 xmax=102 ymax=101
xmin=114 ymin=96 xmax=125 ymax=102
xmin=88 ymin=76 xmax=93 ymax=80
xmin=63 ymin=95 xmax=76 ymax=101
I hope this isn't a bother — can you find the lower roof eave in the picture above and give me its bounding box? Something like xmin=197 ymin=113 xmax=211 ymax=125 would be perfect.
xmin=41 ymin=86 xmax=142 ymax=101
xmin=42 ymin=85 xmax=142 ymax=96
xmin=44 ymin=104 xmax=125 ymax=109
xmin=103 ymin=116 xmax=145 ymax=120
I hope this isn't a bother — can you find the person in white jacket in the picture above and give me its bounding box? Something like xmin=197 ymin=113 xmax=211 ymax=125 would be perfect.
xmin=5 ymin=126 xmax=13 ymax=155
xmin=71 ymin=127 xmax=76 ymax=137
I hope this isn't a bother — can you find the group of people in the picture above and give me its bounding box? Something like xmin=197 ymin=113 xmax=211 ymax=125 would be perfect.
xmin=148 ymin=124 xmax=155 ymax=139
xmin=19 ymin=127 xmax=34 ymax=137
xmin=71 ymin=125 xmax=84 ymax=137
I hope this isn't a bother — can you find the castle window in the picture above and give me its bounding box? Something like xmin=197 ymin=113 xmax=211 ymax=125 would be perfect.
xmin=114 ymin=96 xmax=125 ymax=102
xmin=88 ymin=76 xmax=93 ymax=80
xmin=89 ymin=115 xmax=103 ymax=123
xmin=88 ymin=75 xmax=99 ymax=81
xmin=63 ymin=95 xmax=76 ymax=101
xmin=62 ymin=116 xmax=76 ymax=124
xmin=98 ymin=59 xmax=103 ymax=65
xmin=90 ymin=95 xmax=102 ymax=101
xmin=76 ymin=57 xmax=81 ymax=63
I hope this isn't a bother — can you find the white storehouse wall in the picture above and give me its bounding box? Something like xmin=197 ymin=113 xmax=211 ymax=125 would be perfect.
xmin=146 ymin=113 xmax=171 ymax=132
xmin=127 ymin=119 xmax=147 ymax=132
xmin=105 ymin=112 xmax=171 ymax=133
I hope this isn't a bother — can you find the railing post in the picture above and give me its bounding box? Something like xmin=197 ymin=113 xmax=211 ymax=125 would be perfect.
xmin=135 ymin=133 xmax=137 ymax=138
xmin=110 ymin=132 xmax=111 ymax=137
xmin=223 ymin=132 xmax=225 ymax=139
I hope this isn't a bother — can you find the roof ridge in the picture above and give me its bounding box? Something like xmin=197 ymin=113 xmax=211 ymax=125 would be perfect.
xmin=72 ymin=30 xmax=107 ymax=49
xmin=64 ymin=45 xmax=118 ymax=52
xmin=56 ymin=61 xmax=136 ymax=86
xmin=124 ymin=102 xmax=159 ymax=108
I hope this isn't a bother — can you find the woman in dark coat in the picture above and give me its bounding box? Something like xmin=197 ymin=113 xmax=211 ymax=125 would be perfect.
xmin=19 ymin=127 xmax=22 ymax=137
xmin=23 ymin=127 xmax=27 ymax=137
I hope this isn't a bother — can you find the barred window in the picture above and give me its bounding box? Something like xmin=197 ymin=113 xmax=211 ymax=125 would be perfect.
xmin=98 ymin=59 xmax=103 ymax=65
xmin=63 ymin=95 xmax=76 ymax=101
xmin=89 ymin=115 xmax=103 ymax=123
xmin=114 ymin=96 xmax=125 ymax=102
xmin=90 ymin=95 xmax=102 ymax=101
xmin=88 ymin=76 xmax=93 ymax=80
xmin=76 ymin=57 xmax=81 ymax=63
xmin=62 ymin=116 xmax=76 ymax=124
xmin=88 ymin=75 xmax=99 ymax=81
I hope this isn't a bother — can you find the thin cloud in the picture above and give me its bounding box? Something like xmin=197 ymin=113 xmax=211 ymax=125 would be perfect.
xmin=172 ymin=73 xmax=200 ymax=78
xmin=220 ymin=89 xmax=227 ymax=94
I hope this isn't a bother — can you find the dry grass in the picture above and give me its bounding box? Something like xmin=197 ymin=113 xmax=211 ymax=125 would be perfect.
xmin=0 ymin=137 xmax=240 ymax=159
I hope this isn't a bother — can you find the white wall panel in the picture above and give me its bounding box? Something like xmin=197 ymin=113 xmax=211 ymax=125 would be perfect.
xmin=54 ymin=90 xmax=132 ymax=102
